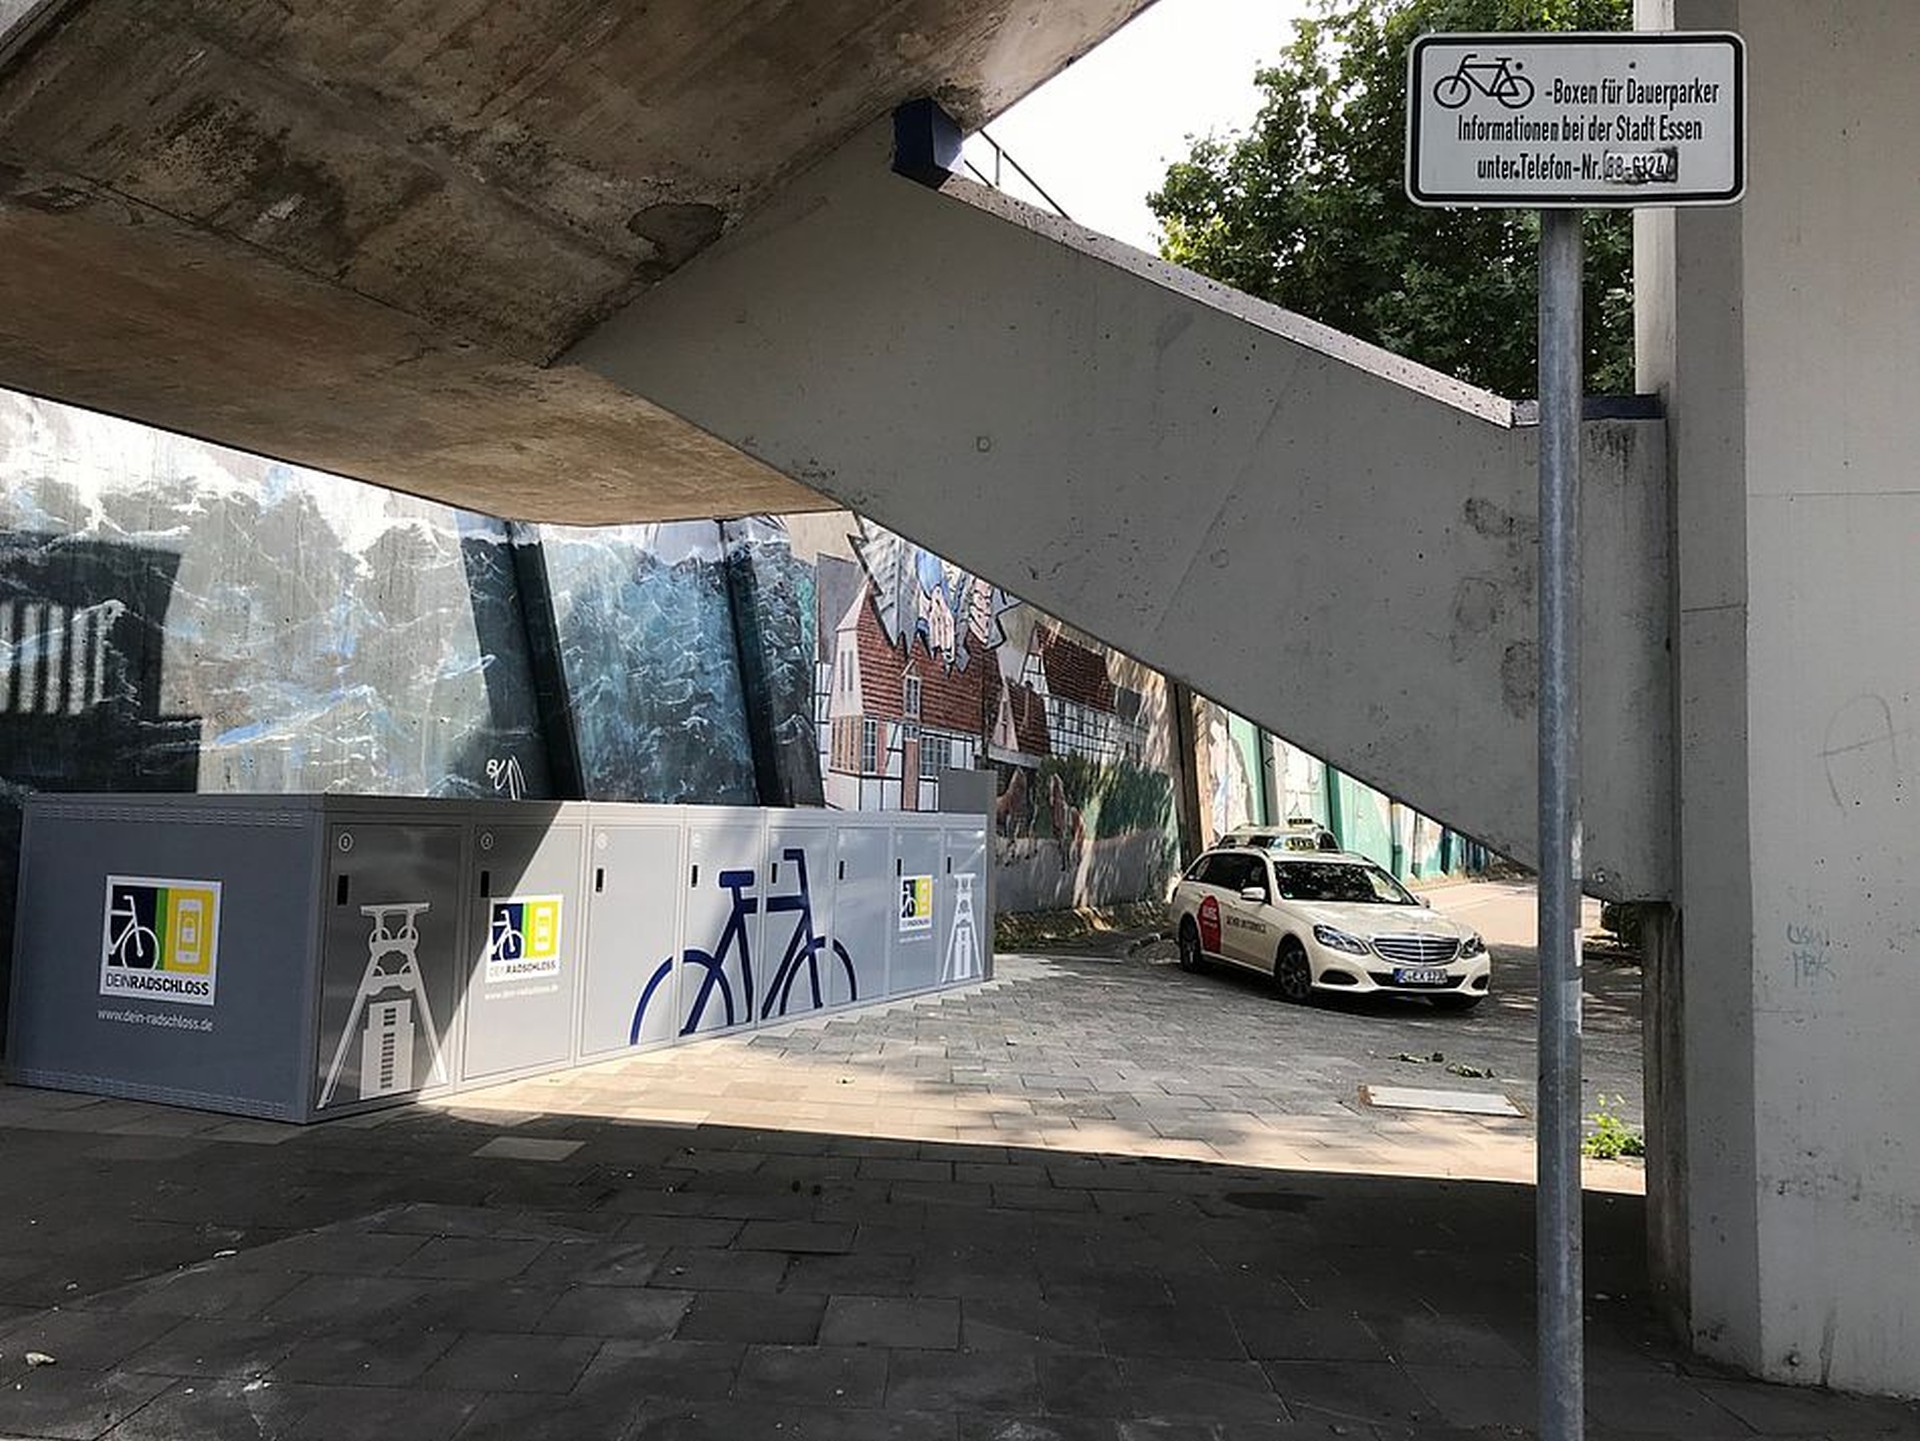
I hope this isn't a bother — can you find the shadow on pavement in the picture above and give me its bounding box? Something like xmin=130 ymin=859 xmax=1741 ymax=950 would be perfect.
xmin=1 ymin=1089 xmax=1914 ymax=1440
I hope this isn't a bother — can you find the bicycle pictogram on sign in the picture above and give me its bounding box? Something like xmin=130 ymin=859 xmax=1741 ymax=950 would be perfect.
xmin=1432 ymin=53 xmax=1535 ymax=110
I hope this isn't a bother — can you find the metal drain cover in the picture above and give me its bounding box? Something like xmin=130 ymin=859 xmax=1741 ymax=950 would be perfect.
xmin=1360 ymin=1085 xmax=1524 ymax=1117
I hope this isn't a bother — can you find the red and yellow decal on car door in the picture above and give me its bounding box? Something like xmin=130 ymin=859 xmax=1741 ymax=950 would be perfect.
xmin=1198 ymin=894 xmax=1222 ymax=953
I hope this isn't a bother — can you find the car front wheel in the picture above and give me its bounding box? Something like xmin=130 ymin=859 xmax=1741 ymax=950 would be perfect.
xmin=1274 ymin=940 xmax=1314 ymax=1004
xmin=1178 ymin=920 xmax=1204 ymax=972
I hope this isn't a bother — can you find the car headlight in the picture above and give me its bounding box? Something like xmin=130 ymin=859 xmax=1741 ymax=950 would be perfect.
xmin=1312 ymin=924 xmax=1371 ymax=955
xmin=1459 ymin=932 xmax=1487 ymax=958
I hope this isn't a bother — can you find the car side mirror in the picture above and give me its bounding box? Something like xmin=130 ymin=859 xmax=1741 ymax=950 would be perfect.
xmin=1240 ymin=886 xmax=1267 ymax=903
xmin=1418 ymin=895 xmax=1432 ymax=907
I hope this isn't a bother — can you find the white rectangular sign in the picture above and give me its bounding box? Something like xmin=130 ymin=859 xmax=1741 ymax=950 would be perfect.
xmin=1407 ymin=31 xmax=1744 ymax=207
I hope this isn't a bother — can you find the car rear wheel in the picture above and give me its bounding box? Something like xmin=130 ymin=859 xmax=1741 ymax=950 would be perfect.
xmin=1178 ymin=920 xmax=1205 ymax=972
xmin=1431 ymin=993 xmax=1484 ymax=1012
xmin=1274 ymin=940 xmax=1314 ymax=1004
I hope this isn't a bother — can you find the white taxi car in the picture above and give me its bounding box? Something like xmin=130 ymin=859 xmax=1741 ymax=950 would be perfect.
xmin=1170 ymin=847 xmax=1489 ymax=1009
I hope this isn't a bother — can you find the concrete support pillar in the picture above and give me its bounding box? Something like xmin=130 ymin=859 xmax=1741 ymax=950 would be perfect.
xmin=1643 ymin=0 xmax=1920 ymax=1396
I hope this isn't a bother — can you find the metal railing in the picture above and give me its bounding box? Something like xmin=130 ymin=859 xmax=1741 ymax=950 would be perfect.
xmin=961 ymin=128 xmax=1073 ymax=222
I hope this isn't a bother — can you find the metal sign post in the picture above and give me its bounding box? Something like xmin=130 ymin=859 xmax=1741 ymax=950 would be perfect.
xmin=1405 ymin=30 xmax=1745 ymax=1441
xmin=1535 ymin=204 xmax=1584 ymax=1439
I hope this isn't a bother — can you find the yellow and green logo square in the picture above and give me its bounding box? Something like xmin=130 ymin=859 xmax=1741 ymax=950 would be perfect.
xmin=899 ymin=875 xmax=934 ymax=933
xmin=99 ymin=876 xmax=222 ymax=1006
xmin=485 ymin=895 xmax=564 ymax=982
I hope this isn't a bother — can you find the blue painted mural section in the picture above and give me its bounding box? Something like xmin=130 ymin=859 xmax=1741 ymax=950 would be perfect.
xmin=538 ymin=521 xmax=759 ymax=805
xmin=720 ymin=518 xmax=823 ymax=807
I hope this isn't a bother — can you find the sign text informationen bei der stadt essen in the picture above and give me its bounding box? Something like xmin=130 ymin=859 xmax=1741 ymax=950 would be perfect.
xmin=1406 ymin=32 xmax=1744 ymax=208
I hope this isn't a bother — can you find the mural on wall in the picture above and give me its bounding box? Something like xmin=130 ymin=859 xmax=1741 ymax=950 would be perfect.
xmin=790 ymin=515 xmax=1182 ymax=914
xmin=539 ymin=521 xmax=757 ymax=805
xmin=1192 ymin=698 xmax=1263 ymax=843
xmin=0 ymin=393 xmax=552 ymax=1033
xmin=534 ymin=516 xmax=826 ymax=809
xmin=0 ymin=396 xmax=549 ymax=802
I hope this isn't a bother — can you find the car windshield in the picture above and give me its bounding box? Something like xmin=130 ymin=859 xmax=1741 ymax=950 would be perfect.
xmin=1272 ymin=862 xmax=1418 ymax=906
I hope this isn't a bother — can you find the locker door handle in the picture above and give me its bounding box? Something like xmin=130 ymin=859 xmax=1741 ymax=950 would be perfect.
xmin=895 ymin=859 xmax=902 ymax=877
xmin=946 ymin=857 xmax=952 ymax=874
xmin=480 ymin=869 xmax=491 ymax=897
xmin=594 ymin=868 xmax=605 ymax=894
xmin=837 ymin=860 xmax=845 ymax=881
xmin=690 ymin=864 xmax=700 ymax=888
xmin=335 ymin=874 xmax=350 ymax=906
xmin=771 ymin=862 xmax=779 ymax=883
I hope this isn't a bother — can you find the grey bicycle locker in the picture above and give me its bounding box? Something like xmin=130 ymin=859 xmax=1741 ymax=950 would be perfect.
xmin=9 ymin=795 xmax=993 ymax=1122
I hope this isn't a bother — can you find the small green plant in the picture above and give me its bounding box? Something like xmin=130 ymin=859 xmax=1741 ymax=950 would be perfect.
xmin=1582 ymin=1094 xmax=1646 ymax=1160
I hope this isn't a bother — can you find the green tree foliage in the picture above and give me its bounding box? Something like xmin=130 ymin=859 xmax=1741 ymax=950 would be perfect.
xmin=1149 ymin=0 xmax=1633 ymax=398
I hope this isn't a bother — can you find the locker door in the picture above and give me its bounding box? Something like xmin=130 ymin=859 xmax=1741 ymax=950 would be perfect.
xmin=761 ymin=824 xmax=840 ymax=1022
xmin=831 ymin=824 xmax=891 ymax=1007
xmin=463 ymin=821 xmax=585 ymax=1080
xmin=939 ymin=824 xmax=988 ymax=987
xmin=676 ymin=820 xmax=765 ymax=1038
xmin=581 ymin=823 xmax=684 ymax=1056
xmin=888 ymin=826 xmax=943 ymax=996
xmin=315 ymin=822 xmax=465 ymax=1114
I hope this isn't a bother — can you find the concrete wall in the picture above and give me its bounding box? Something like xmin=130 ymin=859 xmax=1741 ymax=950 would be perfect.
xmin=572 ymin=120 xmax=1675 ymax=901
xmin=1645 ymin=0 xmax=1920 ymax=1396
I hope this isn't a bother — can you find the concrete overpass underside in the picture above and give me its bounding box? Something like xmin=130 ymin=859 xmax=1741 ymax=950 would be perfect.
xmin=0 ymin=0 xmax=1147 ymax=520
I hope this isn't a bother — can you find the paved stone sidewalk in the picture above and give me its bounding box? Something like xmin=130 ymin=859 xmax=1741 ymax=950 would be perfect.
xmin=1 ymin=932 xmax=1913 ymax=1440
xmin=2 ymin=1075 xmax=1914 ymax=1441
xmin=457 ymin=938 xmax=1644 ymax=1195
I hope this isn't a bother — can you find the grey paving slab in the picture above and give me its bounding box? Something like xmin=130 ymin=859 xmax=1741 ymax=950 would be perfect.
xmin=1097 ymin=1301 xmax=1247 ymax=1360
xmin=733 ymin=1220 xmax=855 ymax=1254
xmin=574 ymin=1338 xmax=745 ymax=1402
xmin=1233 ymin=1305 xmax=1389 ymax=1362
xmin=785 ymin=1251 xmax=917 ymax=1297
xmin=535 ymin=1238 xmax=664 ymax=1288
xmin=655 ymin=1246 xmax=788 ymax=1293
xmin=421 ymin=1331 xmax=602 ymax=1394
xmin=120 ymin=1316 xmax=301 ymax=1379
xmin=1690 ymin=1377 xmax=1920 ymax=1435
xmin=628 ymin=1401 xmax=958 ymax=1440
xmin=110 ymin=1264 xmax=309 ymax=1319
xmin=1260 ymin=1359 xmax=1436 ymax=1429
xmin=736 ymin=1342 xmax=889 ymax=1406
xmin=1403 ymin=1359 xmax=1539 ymax=1430
xmin=392 ymin=1279 xmax=569 ymax=1335
xmin=269 ymin=1326 xmax=461 ymax=1386
xmin=820 ymin=1296 xmax=960 ymax=1350
xmin=0 ymin=1307 xmax=184 ymax=1376
xmin=232 ymin=1229 xmax=429 ymax=1276
xmin=885 ymin=1348 xmax=1042 ymax=1412
xmin=96 ymin=1376 xmax=321 ymax=1441
xmin=534 ymin=1284 xmax=692 ymax=1339
xmin=616 ymin=1216 xmax=743 ymax=1249
xmin=449 ymin=1387 xmax=644 ymax=1441
xmin=675 ymin=1291 xmax=825 ymax=1345
xmin=280 ymin=1383 xmax=482 ymax=1441
xmin=392 ymin=1237 xmax=550 ymax=1283
xmin=0 ymin=1367 xmax=174 ymax=1440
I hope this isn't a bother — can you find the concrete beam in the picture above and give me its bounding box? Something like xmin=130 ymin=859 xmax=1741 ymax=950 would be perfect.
xmin=0 ymin=0 xmax=1151 ymax=520
xmin=572 ymin=121 xmax=1674 ymax=899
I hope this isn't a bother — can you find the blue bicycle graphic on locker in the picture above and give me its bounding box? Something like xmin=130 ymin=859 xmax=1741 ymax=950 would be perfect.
xmin=1432 ymin=53 xmax=1535 ymax=110
xmin=630 ymin=849 xmax=856 ymax=1043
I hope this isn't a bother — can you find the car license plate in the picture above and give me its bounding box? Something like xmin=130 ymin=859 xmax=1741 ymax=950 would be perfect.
xmin=1394 ymin=967 xmax=1449 ymax=986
